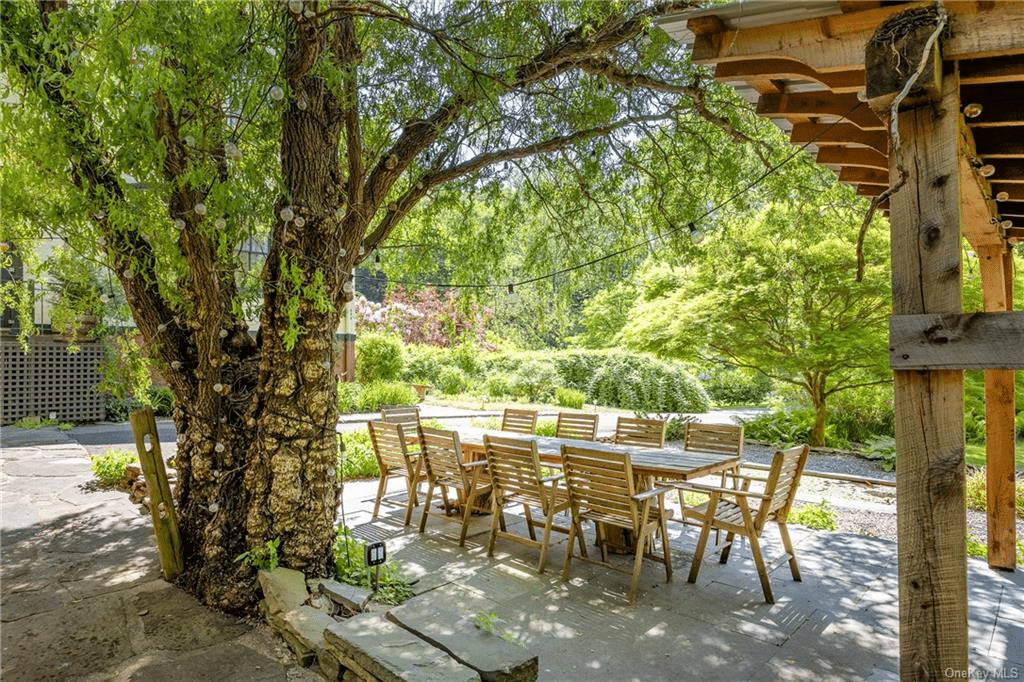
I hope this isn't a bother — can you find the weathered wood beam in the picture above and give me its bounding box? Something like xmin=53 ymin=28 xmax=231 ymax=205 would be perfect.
xmin=692 ymin=2 xmax=1024 ymax=73
xmin=714 ymin=59 xmax=864 ymax=93
xmin=789 ymin=122 xmax=888 ymax=154
xmin=959 ymin=118 xmax=1005 ymax=250
xmin=757 ymin=92 xmax=883 ymax=130
xmin=960 ymin=54 xmax=1024 ymax=85
xmin=890 ymin=311 xmax=1024 ymax=369
xmin=817 ymin=146 xmax=889 ymax=170
xmin=887 ymin=64 xmax=967 ymax=682
xmin=839 ymin=166 xmax=889 ymax=186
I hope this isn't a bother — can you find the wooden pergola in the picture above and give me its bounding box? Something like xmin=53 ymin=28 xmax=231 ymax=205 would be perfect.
xmin=657 ymin=1 xmax=1023 ymax=679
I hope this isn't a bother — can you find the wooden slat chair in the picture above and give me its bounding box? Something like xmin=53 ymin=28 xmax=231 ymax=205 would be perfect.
xmin=677 ymin=444 xmax=810 ymax=604
xmin=501 ymin=408 xmax=538 ymax=435
xmin=555 ymin=412 xmax=599 ymax=441
xmin=418 ymin=427 xmax=492 ymax=546
xmin=380 ymin=404 xmax=421 ymax=448
xmin=678 ymin=422 xmax=745 ymax=523
xmin=367 ymin=421 xmax=425 ymax=526
xmin=614 ymin=416 xmax=666 ymax=448
xmin=559 ymin=444 xmax=673 ymax=603
xmin=483 ymin=435 xmax=587 ymax=572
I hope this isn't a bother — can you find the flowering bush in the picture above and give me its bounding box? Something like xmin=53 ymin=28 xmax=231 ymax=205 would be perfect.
xmin=354 ymin=286 xmax=493 ymax=349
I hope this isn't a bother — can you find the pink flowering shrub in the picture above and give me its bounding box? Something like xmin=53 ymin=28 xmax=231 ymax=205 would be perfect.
xmin=355 ymin=286 xmax=494 ymax=349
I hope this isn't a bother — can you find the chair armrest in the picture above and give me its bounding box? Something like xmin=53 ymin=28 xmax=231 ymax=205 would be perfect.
xmin=461 ymin=459 xmax=489 ymax=470
xmin=670 ymin=480 xmax=772 ymax=502
xmin=633 ymin=486 xmax=672 ymax=502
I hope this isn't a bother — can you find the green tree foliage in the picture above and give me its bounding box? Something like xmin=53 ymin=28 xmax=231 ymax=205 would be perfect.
xmin=622 ymin=175 xmax=892 ymax=446
xmin=2 ymin=0 xmax=763 ymax=611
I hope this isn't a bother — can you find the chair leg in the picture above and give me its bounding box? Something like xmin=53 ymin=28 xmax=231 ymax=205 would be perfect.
xmin=719 ymin=531 xmax=736 ymax=564
xmin=487 ymin=496 xmax=503 ymax=558
xmin=629 ymin=501 xmax=653 ymax=603
xmin=458 ymin=486 xmax=477 ymax=547
xmin=537 ymin=506 xmax=557 ymax=573
xmin=419 ymin=482 xmax=435 ymax=533
xmin=659 ymin=509 xmax=672 ymax=582
xmin=561 ymin=516 xmax=578 ymax=581
xmin=740 ymin=503 xmax=774 ymax=604
xmin=402 ymin=484 xmax=416 ymax=527
xmin=687 ymin=491 xmax=719 ymax=584
xmin=523 ymin=504 xmax=537 ymax=541
xmin=372 ymin=473 xmax=388 ymax=520
xmin=575 ymin=519 xmax=589 ymax=558
xmin=777 ymin=521 xmax=801 ymax=582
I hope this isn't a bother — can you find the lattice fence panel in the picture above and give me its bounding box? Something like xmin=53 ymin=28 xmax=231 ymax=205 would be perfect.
xmin=2 ymin=337 xmax=107 ymax=424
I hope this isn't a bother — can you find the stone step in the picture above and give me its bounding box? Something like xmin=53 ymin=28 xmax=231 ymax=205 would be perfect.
xmin=386 ymin=585 xmax=538 ymax=682
xmin=324 ymin=612 xmax=480 ymax=682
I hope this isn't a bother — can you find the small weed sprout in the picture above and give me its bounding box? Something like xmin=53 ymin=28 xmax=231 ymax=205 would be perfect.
xmin=235 ymin=538 xmax=281 ymax=571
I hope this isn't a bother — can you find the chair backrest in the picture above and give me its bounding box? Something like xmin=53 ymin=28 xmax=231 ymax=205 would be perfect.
xmin=501 ymin=408 xmax=538 ymax=434
xmin=684 ymin=422 xmax=744 ymax=457
xmin=419 ymin=426 xmax=468 ymax=487
xmin=484 ymin=435 xmax=545 ymax=507
xmin=560 ymin=444 xmax=639 ymax=529
xmin=614 ymin=417 xmax=666 ymax=448
xmin=380 ymin=405 xmax=421 ymax=432
xmin=757 ymin=445 xmax=810 ymax=530
xmin=367 ymin=420 xmax=410 ymax=473
xmin=555 ymin=412 xmax=599 ymax=441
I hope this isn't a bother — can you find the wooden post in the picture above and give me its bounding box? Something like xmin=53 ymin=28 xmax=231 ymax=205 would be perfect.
xmin=887 ymin=65 xmax=969 ymax=682
xmin=130 ymin=406 xmax=184 ymax=580
xmin=979 ymin=245 xmax=1017 ymax=570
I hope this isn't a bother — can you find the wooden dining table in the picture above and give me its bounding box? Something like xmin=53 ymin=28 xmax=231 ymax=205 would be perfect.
xmin=455 ymin=427 xmax=741 ymax=482
xmin=456 ymin=427 xmax=741 ymax=553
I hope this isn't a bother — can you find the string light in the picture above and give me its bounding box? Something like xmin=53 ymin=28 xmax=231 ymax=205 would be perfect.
xmin=279 ymin=206 xmax=294 ymax=221
xmin=979 ymin=164 xmax=996 ymax=178
xmin=996 ymin=192 xmax=1010 ymax=202
xmin=963 ymin=103 xmax=983 ymax=118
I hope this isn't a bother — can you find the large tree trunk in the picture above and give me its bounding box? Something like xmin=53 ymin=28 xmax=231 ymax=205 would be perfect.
xmin=807 ymin=374 xmax=828 ymax=447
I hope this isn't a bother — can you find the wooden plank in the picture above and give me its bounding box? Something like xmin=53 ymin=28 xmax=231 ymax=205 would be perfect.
xmin=756 ymin=92 xmax=883 ymax=130
xmin=817 ymin=146 xmax=889 ymax=170
xmin=983 ymin=244 xmax=1017 ymax=571
xmin=889 ymin=311 xmax=1024 ymax=369
xmin=129 ymin=407 xmax=183 ymax=581
xmin=960 ymin=54 xmax=1024 ymax=85
xmin=974 ymin=126 xmax=1024 ymax=158
xmin=839 ymin=166 xmax=889 ymax=186
xmin=714 ymin=59 xmax=864 ymax=93
xmin=888 ymin=69 xmax=968 ymax=680
xmin=959 ymin=119 xmax=1005 ymax=249
xmin=789 ymin=122 xmax=888 ymax=154
xmin=692 ymin=2 xmax=1024 ymax=72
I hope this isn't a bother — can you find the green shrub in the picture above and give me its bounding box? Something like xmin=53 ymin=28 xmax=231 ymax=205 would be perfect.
xmin=357 ymin=333 xmax=404 ymax=383
xmin=148 ymin=387 xmax=175 ymax=416
xmin=450 ymin=342 xmax=481 ymax=378
xmin=337 ymin=431 xmax=379 ymax=480
xmin=860 ymin=435 xmax=897 ymax=472
xmin=356 ymin=381 xmax=419 ymax=412
xmin=742 ymin=409 xmax=819 ymax=446
xmin=334 ymin=526 xmax=414 ymax=605
xmin=13 ymin=417 xmax=73 ymax=430
xmin=555 ymin=387 xmax=585 ymax=409
xmin=964 ymin=409 xmax=986 ymax=445
xmin=435 ymin=366 xmax=469 ymax=395
xmin=789 ymin=500 xmax=837 ymax=530
xmin=535 ymin=419 xmax=557 ymax=437
xmin=553 ymin=350 xmax=606 ymax=393
xmin=337 ymin=381 xmax=361 ymax=413
xmin=402 ymin=344 xmax=445 ymax=383
xmin=105 ymin=394 xmax=145 ymax=422
xmin=485 ymin=374 xmax=511 ymax=398
xmin=826 ymin=385 xmax=894 ymax=446
xmin=966 ymin=533 xmax=988 ymax=559
xmin=587 ymin=352 xmax=710 ymax=413
xmin=508 ymin=360 xmax=557 ymax=403
xmin=90 ymin=449 xmax=137 ymax=487
xmin=702 ymin=367 xmax=773 ymax=406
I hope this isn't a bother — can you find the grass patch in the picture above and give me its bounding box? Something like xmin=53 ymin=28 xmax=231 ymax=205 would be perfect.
xmin=13 ymin=417 xmax=74 ymax=430
xmin=964 ymin=441 xmax=1024 ymax=470
xmin=789 ymin=500 xmax=838 ymax=531
xmin=964 ymin=468 xmax=1024 ymax=518
xmin=337 ymin=430 xmax=379 ymax=480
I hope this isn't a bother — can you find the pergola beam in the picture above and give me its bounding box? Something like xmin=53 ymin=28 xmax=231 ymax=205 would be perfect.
xmin=756 ymin=91 xmax=883 ymax=130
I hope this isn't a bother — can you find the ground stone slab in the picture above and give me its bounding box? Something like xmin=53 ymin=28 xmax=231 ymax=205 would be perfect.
xmin=387 ymin=585 xmax=538 ymax=682
xmin=259 ymin=568 xmax=309 ymax=617
xmin=324 ymin=612 xmax=480 ymax=682
xmin=277 ymin=605 xmax=337 ymax=664
xmin=315 ymin=578 xmax=373 ymax=612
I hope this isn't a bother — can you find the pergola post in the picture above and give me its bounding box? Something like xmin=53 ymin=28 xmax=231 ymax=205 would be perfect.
xmin=888 ymin=71 xmax=969 ymax=679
